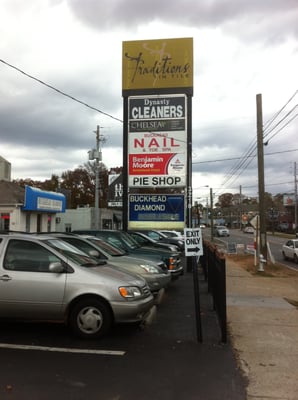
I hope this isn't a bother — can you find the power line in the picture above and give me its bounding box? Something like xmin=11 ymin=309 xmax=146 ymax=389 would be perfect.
xmin=214 ymin=91 xmax=298 ymax=194
xmin=263 ymin=89 xmax=297 ymax=133
xmin=264 ymin=103 xmax=297 ymax=137
xmin=0 ymin=58 xmax=123 ymax=124
xmin=192 ymin=148 xmax=298 ymax=165
xmin=264 ymin=111 xmax=298 ymax=144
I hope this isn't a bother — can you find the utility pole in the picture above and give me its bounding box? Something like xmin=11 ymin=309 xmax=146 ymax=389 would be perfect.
xmin=294 ymin=161 xmax=297 ymax=231
xmin=239 ymin=184 xmax=242 ymax=230
xmin=95 ymin=126 xmax=100 ymax=229
xmin=256 ymin=94 xmax=267 ymax=262
xmin=210 ymin=187 xmax=214 ymax=241
xmin=88 ymin=125 xmax=105 ymax=229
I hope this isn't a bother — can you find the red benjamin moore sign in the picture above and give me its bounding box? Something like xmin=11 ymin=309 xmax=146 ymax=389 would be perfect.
xmin=129 ymin=153 xmax=185 ymax=175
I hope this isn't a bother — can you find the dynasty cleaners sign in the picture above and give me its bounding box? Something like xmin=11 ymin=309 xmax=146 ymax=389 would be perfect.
xmin=128 ymin=94 xmax=187 ymax=187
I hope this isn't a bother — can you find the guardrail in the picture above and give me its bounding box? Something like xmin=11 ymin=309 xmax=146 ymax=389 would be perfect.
xmin=200 ymin=241 xmax=227 ymax=343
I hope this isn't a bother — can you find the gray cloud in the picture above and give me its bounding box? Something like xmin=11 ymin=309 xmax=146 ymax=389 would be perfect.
xmin=68 ymin=0 xmax=298 ymax=43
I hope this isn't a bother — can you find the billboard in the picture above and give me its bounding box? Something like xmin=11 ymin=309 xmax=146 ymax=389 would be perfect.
xmin=122 ymin=37 xmax=193 ymax=92
xmin=283 ymin=194 xmax=296 ymax=206
xmin=128 ymin=94 xmax=187 ymax=187
xmin=128 ymin=194 xmax=185 ymax=230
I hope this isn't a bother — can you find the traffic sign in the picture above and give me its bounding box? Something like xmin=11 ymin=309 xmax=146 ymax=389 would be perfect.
xmin=250 ymin=215 xmax=259 ymax=229
xmin=184 ymin=228 xmax=203 ymax=257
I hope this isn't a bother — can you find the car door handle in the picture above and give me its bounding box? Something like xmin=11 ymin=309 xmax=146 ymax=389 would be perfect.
xmin=0 ymin=275 xmax=12 ymax=281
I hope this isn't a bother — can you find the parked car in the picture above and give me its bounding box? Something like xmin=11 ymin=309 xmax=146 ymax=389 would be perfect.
xmin=213 ymin=226 xmax=230 ymax=237
xmin=282 ymin=239 xmax=298 ymax=263
xmin=277 ymin=222 xmax=290 ymax=232
xmin=72 ymin=230 xmax=183 ymax=279
xmin=128 ymin=231 xmax=180 ymax=252
xmin=136 ymin=230 xmax=185 ymax=252
xmin=0 ymin=233 xmax=154 ymax=339
xmin=243 ymin=226 xmax=255 ymax=234
xmin=159 ymin=230 xmax=185 ymax=241
xmin=46 ymin=233 xmax=171 ymax=295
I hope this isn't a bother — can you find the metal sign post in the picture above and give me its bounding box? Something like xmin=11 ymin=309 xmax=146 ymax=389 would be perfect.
xmin=184 ymin=228 xmax=203 ymax=342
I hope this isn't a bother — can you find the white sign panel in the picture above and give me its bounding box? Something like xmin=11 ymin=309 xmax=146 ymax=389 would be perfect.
xmin=184 ymin=228 xmax=203 ymax=257
xmin=128 ymin=174 xmax=186 ymax=187
xmin=128 ymin=94 xmax=187 ymax=188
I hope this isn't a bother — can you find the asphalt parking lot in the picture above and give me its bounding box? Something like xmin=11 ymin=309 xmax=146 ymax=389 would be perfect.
xmin=0 ymin=265 xmax=247 ymax=400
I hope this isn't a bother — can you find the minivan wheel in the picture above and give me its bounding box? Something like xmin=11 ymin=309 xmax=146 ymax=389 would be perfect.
xmin=69 ymin=298 xmax=112 ymax=339
xmin=294 ymin=254 xmax=298 ymax=264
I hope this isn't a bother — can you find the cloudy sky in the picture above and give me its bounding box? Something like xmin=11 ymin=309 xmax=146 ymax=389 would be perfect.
xmin=1 ymin=0 xmax=298 ymax=202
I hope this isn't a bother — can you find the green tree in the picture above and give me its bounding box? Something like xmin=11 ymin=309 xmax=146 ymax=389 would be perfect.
xmin=61 ymin=167 xmax=95 ymax=209
xmin=218 ymin=193 xmax=233 ymax=208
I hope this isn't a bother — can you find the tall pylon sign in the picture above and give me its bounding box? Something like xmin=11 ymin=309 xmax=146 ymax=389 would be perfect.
xmin=122 ymin=38 xmax=193 ymax=231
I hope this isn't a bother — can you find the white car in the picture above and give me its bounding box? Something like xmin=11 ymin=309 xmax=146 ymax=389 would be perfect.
xmin=214 ymin=226 xmax=230 ymax=237
xmin=243 ymin=226 xmax=255 ymax=234
xmin=282 ymin=239 xmax=298 ymax=263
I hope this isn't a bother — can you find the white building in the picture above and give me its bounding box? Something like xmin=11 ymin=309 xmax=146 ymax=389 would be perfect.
xmin=0 ymin=181 xmax=66 ymax=232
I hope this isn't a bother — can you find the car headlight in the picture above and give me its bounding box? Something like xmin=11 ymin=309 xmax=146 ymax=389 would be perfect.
xmin=139 ymin=264 xmax=160 ymax=274
xmin=177 ymin=240 xmax=184 ymax=245
xmin=119 ymin=286 xmax=142 ymax=298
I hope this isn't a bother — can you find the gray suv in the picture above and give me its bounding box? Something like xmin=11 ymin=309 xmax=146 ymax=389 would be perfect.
xmin=0 ymin=233 xmax=154 ymax=339
xmin=73 ymin=230 xmax=183 ymax=279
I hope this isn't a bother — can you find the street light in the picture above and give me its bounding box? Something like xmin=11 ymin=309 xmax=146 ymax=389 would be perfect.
xmin=193 ymin=185 xmax=209 ymax=227
xmin=194 ymin=200 xmax=201 ymax=227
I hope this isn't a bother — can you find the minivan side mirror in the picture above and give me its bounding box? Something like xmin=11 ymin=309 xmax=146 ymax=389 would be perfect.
xmin=89 ymin=249 xmax=100 ymax=258
xmin=49 ymin=262 xmax=65 ymax=273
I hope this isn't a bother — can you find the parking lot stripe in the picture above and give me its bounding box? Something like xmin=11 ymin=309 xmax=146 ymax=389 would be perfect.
xmin=0 ymin=343 xmax=125 ymax=356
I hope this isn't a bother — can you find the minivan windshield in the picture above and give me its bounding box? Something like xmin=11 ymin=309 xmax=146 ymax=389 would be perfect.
xmin=87 ymin=237 xmax=127 ymax=256
xmin=44 ymin=238 xmax=100 ymax=267
xmin=99 ymin=231 xmax=140 ymax=251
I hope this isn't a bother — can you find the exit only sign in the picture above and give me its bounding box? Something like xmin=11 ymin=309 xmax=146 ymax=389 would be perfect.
xmin=184 ymin=228 xmax=203 ymax=257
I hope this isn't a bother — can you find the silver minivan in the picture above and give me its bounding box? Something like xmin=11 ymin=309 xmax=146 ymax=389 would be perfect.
xmin=47 ymin=233 xmax=171 ymax=295
xmin=0 ymin=233 xmax=154 ymax=339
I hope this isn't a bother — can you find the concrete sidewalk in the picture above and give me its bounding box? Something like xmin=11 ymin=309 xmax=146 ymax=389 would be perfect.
xmin=226 ymin=258 xmax=298 ymax=400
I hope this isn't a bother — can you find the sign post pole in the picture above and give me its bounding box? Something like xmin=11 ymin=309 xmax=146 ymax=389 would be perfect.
xmin=184 ymin=228 xmax=203 ymax=342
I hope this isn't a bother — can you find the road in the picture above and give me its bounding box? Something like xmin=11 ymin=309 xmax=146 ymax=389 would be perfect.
xmin=203 ymin=228 xmax=298 ymax=271
xmin=0 ymin=269 xmax=247 ymax=400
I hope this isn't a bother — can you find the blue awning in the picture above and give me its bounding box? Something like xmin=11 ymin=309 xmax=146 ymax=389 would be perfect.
xmin=22 ymin=186 xmax=66 ymax=213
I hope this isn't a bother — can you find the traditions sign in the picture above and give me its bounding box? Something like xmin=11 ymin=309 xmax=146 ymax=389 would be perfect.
xmin=122 ymin=37 xmax=193 ymax=93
